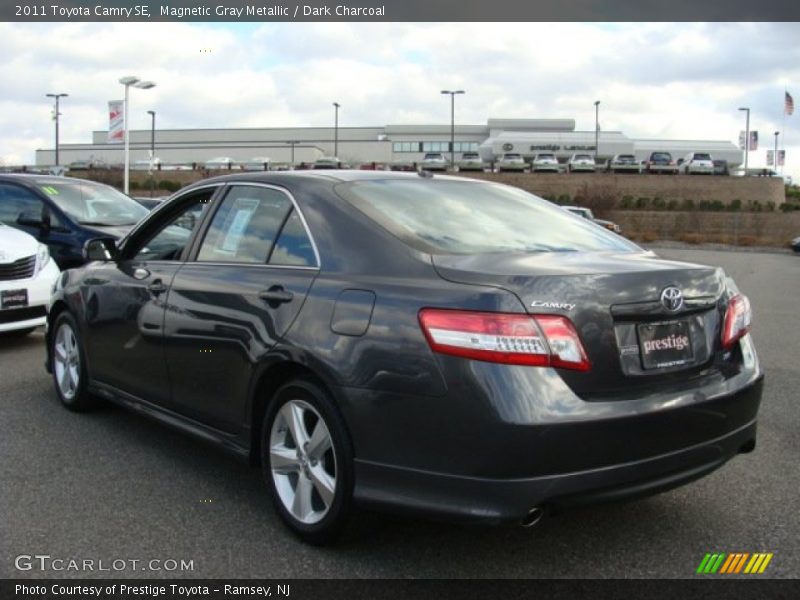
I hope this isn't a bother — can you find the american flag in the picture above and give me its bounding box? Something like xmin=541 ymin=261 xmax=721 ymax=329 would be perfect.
xmin=786 ymin=91 xmax=794 ymax=116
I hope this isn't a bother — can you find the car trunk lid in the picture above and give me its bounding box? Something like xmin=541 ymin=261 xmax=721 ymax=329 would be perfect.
xmin=432 ymin=251 xmax=729 ymax=399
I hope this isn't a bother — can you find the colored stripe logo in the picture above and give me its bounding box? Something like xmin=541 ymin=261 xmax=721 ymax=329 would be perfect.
xmin=696 ymin=552 xmax=773 ymax=574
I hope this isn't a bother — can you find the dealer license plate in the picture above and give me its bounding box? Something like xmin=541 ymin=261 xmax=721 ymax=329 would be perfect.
xmin=638 ymin=320 xmax=693 ymax=370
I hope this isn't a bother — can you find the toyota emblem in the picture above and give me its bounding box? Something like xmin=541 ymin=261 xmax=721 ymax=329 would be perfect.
xmin=660 ymin=286 xmax=684 ymax=312
xmin=502 ymin=143 xmax=514 ymax=152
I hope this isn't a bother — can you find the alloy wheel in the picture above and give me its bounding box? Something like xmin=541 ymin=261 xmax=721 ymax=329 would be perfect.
xmin=269 ymin=399 xmax=337 ymax=525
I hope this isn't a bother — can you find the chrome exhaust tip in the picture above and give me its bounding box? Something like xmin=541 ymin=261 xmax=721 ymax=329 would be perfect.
xmin=520 ymin=507 xmax=545 ymax=528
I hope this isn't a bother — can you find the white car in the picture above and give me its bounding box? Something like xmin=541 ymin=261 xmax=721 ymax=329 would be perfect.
xmin=420 ymin=152 xmax=448 ymax=172
xmin=680 ymin=152 xmax=714 ymax=175
xmin=204 ymin=157 xmax=235 ymax=170
xmin=241 ymin=157 xmax=272 ymax=171
xmin=567 ymin=153 xmax=596 ymax=173
xmin=457 ymin=151 xmax=485 ymax=172
xmin=313 ymin=157 xmax=343 ymax=170
xmin=496 ymin=152 xmax=528 ymax=172
xmin=532 ymin=152 xmax=560 ymax=172
xmin=0 ymin=224 xmax=60 ymax=336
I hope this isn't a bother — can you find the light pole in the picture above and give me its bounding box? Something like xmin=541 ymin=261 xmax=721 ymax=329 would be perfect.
xmin=738 ymin=107 xmax=750 ymax=173
xmin=119 ymin=76 xmax=156 ymax=194
xmin=594 ymin=100 xmax=600 ymax=166
xmin=147 ymin=110 xmax=156 ymax=196
xmin=286 ymin=141 xmax=300 ymax=167
xmin=46 ymin=93 xmax=68 ymax=166
xmin=774 ymin=130 xmax=779 ymax=173
xmin=333 ymin=102 xmax=340 ymax=158
xmin=441 ymin=90 xmax=465 ymax=169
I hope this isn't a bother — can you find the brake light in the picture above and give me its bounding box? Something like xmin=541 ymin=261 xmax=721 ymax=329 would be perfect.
xmin=418 ymin=309 xmax=591 ymax=371
xmin=721 ymin=294 xmax=752 ymax=349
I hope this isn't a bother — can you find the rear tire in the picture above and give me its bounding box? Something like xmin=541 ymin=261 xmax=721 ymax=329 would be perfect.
xmin=261 ymin=378 xmax=354 ymax=545
xmin=50 ymin=312 xmax=97 ymax=411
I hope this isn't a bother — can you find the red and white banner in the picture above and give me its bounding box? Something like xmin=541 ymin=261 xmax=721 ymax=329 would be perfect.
xmin=108 ymin=100 xmax=124 ymax=143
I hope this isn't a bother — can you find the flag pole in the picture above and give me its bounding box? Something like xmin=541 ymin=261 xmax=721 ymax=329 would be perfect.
xmin=782 ymin=89 xmax=786 ymax=175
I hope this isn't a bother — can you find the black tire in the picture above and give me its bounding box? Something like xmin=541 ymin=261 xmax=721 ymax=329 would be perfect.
xmin=261 ymin=378 xmax=354 ymax=545
xmin=50 ymin=311 xmax=97 ymax=411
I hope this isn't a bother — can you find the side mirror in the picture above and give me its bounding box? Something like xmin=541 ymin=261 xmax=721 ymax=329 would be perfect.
xmin=83 ymin=237 xmax=118 ymax=262
xmin=17 ymin=211 xmax=44 ymax=228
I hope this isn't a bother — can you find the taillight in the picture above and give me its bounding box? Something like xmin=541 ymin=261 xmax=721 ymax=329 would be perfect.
xmin=418 ymin=309 xmax=591 ymax=371
xmin=721 ymin=294 xmax=752 ymax=349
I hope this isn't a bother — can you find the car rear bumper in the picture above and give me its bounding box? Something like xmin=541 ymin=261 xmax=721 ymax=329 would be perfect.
xmin=353 ymin=413 xmax=758 ymax=523
xmin=345 ymin=354 xmax=763 ymax=523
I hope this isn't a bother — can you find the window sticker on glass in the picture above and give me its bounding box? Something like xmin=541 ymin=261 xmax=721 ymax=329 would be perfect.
xmin=219 ymin=197 xmax=259 ymax=253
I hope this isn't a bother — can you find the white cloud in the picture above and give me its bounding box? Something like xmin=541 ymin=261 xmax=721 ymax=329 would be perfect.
xmin=0 ymin=21 xmax=799 ymax=180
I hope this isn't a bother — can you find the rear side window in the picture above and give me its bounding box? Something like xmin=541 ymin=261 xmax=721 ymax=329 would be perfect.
xmin=198 ymin=186 xmax=291 ymax=263
xmin=197 ymin=185 xmax=316 ymax=267
xmin=338 ymin=179 xmax=639 ymax=255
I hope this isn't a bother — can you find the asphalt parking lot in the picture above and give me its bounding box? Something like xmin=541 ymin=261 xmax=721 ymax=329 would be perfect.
xmin=1 ymin=247 xmax=798 ymax=579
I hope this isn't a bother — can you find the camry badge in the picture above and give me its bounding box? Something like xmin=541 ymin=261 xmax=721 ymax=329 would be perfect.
xmin=531 ymin=300 xmax=576 ymax=311
xmin=660 ymin=286 xmax=684 ymax=312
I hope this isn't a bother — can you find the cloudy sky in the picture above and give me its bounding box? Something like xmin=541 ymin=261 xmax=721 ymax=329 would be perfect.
xmin=1 ymin=21 xmax=798 ymax=178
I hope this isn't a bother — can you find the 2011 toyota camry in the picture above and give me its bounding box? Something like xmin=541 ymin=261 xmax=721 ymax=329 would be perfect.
xmin=45 ymin=171 xmax=763 ymax=544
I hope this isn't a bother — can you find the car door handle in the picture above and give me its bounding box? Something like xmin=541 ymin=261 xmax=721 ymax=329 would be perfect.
xmin=258 ymin=287 xmax=294 ymax=305
xmin=147 ymin=279 xmax=168 ymax=296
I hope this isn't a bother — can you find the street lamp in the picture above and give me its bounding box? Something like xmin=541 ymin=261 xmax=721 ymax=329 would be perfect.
xmin=441 ymin=90 xmax=465 ymax=169
xmin=594 ymin=100 xmax=600 ymax=166
xmin=46 ymin=93 xmax=68 ymax=166
xmin=286 ymin=141 xmax=300 ymax=167
xmin=147 ymin=110 xmax=156 ymax=196
xmin=774 ymin=130 xmax=780 ymax=173
xmin=333 ymin=102 xmax=340 ymax=158
xmin=738 ymin=107 xmax=750 ymax=173
xmin=119 ymin=75 xmax=156 ymax=194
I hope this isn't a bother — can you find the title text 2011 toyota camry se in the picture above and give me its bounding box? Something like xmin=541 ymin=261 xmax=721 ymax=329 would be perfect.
xmin=45 ymin=171 xmax=763 ymax=544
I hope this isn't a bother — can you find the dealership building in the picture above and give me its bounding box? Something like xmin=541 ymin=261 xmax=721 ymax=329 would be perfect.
xmin=36 ymin=118 xmax=743 ymax=168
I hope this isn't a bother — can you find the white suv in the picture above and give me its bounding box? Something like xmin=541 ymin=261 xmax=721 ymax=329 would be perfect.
xmin=680 ymin=152 xmax=714 ymax=175
xmin=0 ymin=224 xmax=60 ymax=336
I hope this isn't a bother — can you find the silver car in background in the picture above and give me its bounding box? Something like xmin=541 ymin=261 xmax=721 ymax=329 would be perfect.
xmin=457 ymin=151 xmax=485 ymax=172
xmin=496 ymin=152 xmax=528 ymax=172
xmin=680 ymin=152 xmax=714 ymax=175
xmin=567 ymin=153 xmax=596 ymax=173
xmin=420 ymin=152 xmax=448 ymax=171
xmin=606 ymin=154 xmax=642 ymax=173
xmin=532 ymin=152 xmax=560 ymax=172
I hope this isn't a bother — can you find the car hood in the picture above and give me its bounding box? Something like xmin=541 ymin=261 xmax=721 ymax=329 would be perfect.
xmin=0 ymin=225 xmax=38 ymax=261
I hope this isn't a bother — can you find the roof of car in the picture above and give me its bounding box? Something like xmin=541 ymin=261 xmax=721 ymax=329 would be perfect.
xmin=0 ymin=173 xmax=108 ymax=186
xmin=186 ymin=169 xmax=477 ymax=188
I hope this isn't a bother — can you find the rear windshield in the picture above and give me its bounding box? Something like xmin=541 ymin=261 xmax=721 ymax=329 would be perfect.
xmin=650 ymin=152 xmax=671 ymax=160
xmin=34 ymin=179 xmax=148 ymax=226
xmin=573 ymin=154 xmax=592 ymax=160
xmin=338 ymin=179 xmax=639 ymax=255
xmin=693 ymin=153 xmax=711 ymax=160
xmin=618 ymin=155 xmax=636 ymax=160
xmin=462 ymin=152 xmax=479 ymax=159
xmin=502 ymin=153 xmax=521 ymax=159
xmin=536 ymin=153 xmax=556 ymax=159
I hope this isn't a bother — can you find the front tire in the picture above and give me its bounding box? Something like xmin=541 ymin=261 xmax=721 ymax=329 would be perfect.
xmin=261 ymin=379 xmax=354 ymax=544
xmin=50 ymin=312 xmax=97 ymax=411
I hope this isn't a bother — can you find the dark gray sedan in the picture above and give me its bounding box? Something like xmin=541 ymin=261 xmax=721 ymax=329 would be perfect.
xmin=45 ymin=171 xmax=763 ymax=544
